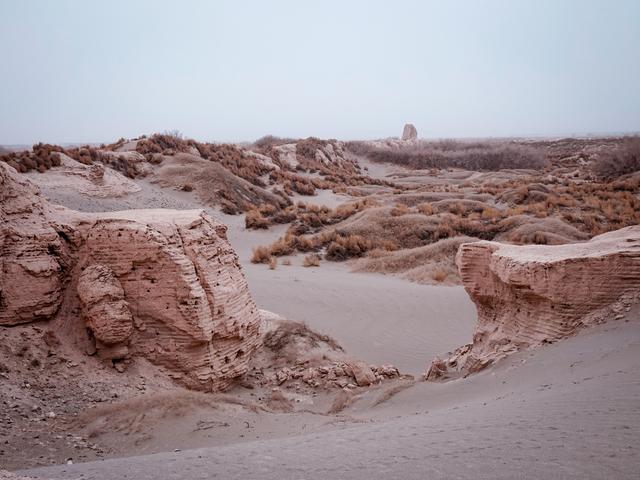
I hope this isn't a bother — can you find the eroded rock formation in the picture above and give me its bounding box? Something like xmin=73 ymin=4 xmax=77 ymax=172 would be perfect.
xmin=0 ymin=165 xmax=65 ymax=325
xmin=77 ymin=264 xmax=134 ymax=357
xmin=401 ymin=123 xmax=417 ymax=141
xmin=426 ymin=226 xmax=640 ymax=380
xmin=0 ymin=163 xmax=261 ymax=391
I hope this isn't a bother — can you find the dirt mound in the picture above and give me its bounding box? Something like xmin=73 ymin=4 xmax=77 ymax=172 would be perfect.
xmin=151 ymin=152 xmax=287 ymax=213
xmin=246 ymin=313 xmax=403 ymax=394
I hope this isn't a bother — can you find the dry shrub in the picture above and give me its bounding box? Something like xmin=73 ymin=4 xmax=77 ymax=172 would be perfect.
xmin=136 ymin=132 xmax=193 ymax=155
xmin=325 ymin=234 xmax=372 ymax=261
xmin=448 ymin=202 xmax=467 ymax=215
xmin=481 ymin=207 xmax=502 ymax=220
xmin=390 ymin=203 xmax=411 ymax=216
xmin=295 ymin=235 xmax=318 ymax=252
xmin=251 ymin=246 xmax=272 ymax=264
xmin=303 ymin=254 xmax=321 ymax=267
xmin=1 ymin=143 xmax=65 ymax=173
xmin=431 ymin=269 xmax=447 ymax=282
xmin=269 ymin=234 xmax=297 ymax=256
xmin=245 ymin=209 xmax=270 ymax=229
xmin=379 ymin=239 xmax=398 ymax=251
xmin=417 ymin=202 xmax=435 ymax=215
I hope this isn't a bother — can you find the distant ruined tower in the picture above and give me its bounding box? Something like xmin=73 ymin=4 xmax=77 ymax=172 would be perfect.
xmin=402 ymin=123 xmax=417 ymax=141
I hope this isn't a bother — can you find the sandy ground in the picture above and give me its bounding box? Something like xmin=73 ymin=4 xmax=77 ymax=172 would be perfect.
xmin=240 ymin=262 xmax=474 ymax=374
xmin=21 ymin=310 xmax=640 ymax=479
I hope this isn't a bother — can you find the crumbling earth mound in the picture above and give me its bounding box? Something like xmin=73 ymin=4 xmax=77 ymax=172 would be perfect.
xmin=0 ymin=162 xmax=261 ymax=391
xmin=426 ymin=226 xmax=640 ymax=380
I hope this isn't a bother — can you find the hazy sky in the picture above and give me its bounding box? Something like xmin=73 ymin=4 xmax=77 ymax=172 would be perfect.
xmin=1 ymin=0 xmax=639 ymax=144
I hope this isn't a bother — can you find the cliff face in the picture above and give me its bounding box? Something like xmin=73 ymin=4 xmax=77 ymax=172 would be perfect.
xmin=426 ymin=227 xmax=640 ymax=380
xmin=0 ymin=165 xmax=66 ymax=325
xmin=0 ymin=163 xmax=260 ymax=391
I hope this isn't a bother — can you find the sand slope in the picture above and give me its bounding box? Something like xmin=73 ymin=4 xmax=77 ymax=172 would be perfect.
xmin=22 ymin=309 xmax=640 ymax=479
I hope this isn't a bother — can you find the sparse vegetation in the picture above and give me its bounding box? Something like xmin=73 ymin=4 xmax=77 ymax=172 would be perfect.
xmin=302 ymin=254 xmax=321 ymax=267
xmin=346 ymin=139 xmax=548 ymax=171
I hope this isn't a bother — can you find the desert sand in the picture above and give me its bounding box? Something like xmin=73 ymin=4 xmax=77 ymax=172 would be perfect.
xmin=2 ymin=135 xmax=639 ymax=479
xmin=20 ymin=308 xmax=640 ymax=479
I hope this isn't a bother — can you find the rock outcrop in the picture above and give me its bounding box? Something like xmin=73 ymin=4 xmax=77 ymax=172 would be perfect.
xmin=0 ymin=162 xmax=261 ymax=391
xmin=0 ymin=164 xmax=66 ymax=325
xmin=401 ymin=123 xmax=417 ymax=141
xmin=426 ymin=226 xmax=640 ymax=380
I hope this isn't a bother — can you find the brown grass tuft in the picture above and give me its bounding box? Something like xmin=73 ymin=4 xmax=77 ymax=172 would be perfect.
xmin=251 ymin=246 xmax=272 ymax=264
xmin=431 ymin=269 xmax=447 ymax=282
xmin=302 ymin=254 xmax=321 ymax=267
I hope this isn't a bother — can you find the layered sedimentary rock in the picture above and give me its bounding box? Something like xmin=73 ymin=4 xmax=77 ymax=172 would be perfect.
xmin=0 ymin=165 xmax=66 ymax=325
xmin=0 ymin=163 xmax=261 ymax=391
xmin=426 ymin=227 xmax=640 ymax=380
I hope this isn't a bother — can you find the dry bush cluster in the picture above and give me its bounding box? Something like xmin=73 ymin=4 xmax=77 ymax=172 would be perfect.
xmin=0 ymin=143 xmax=64 ymax=173
xmin=303 ymin=253 xmax=321 ymax=267
xmin=136 ymin=132 xmax=193 ymax=155
xmin=245 ymin=198 xmax=379 ymax=232
xmin=269 ymin=170 xmax=318 ymax=195
xmin=347 ymin=140 xmax=548 ymax=171
xmin=195 ymin=142 xmax=274 ymax=187
xmin=490 ymin=176 xmax=640 ymax=237
xmin=252 ymin=176 xmax=640 ymax=265
xmin=251 ymin=230 xmax=384 ymax=264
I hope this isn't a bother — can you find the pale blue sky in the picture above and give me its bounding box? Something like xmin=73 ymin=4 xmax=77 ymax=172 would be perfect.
xmin=1 ymin=0 xmax=639 ymax=144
